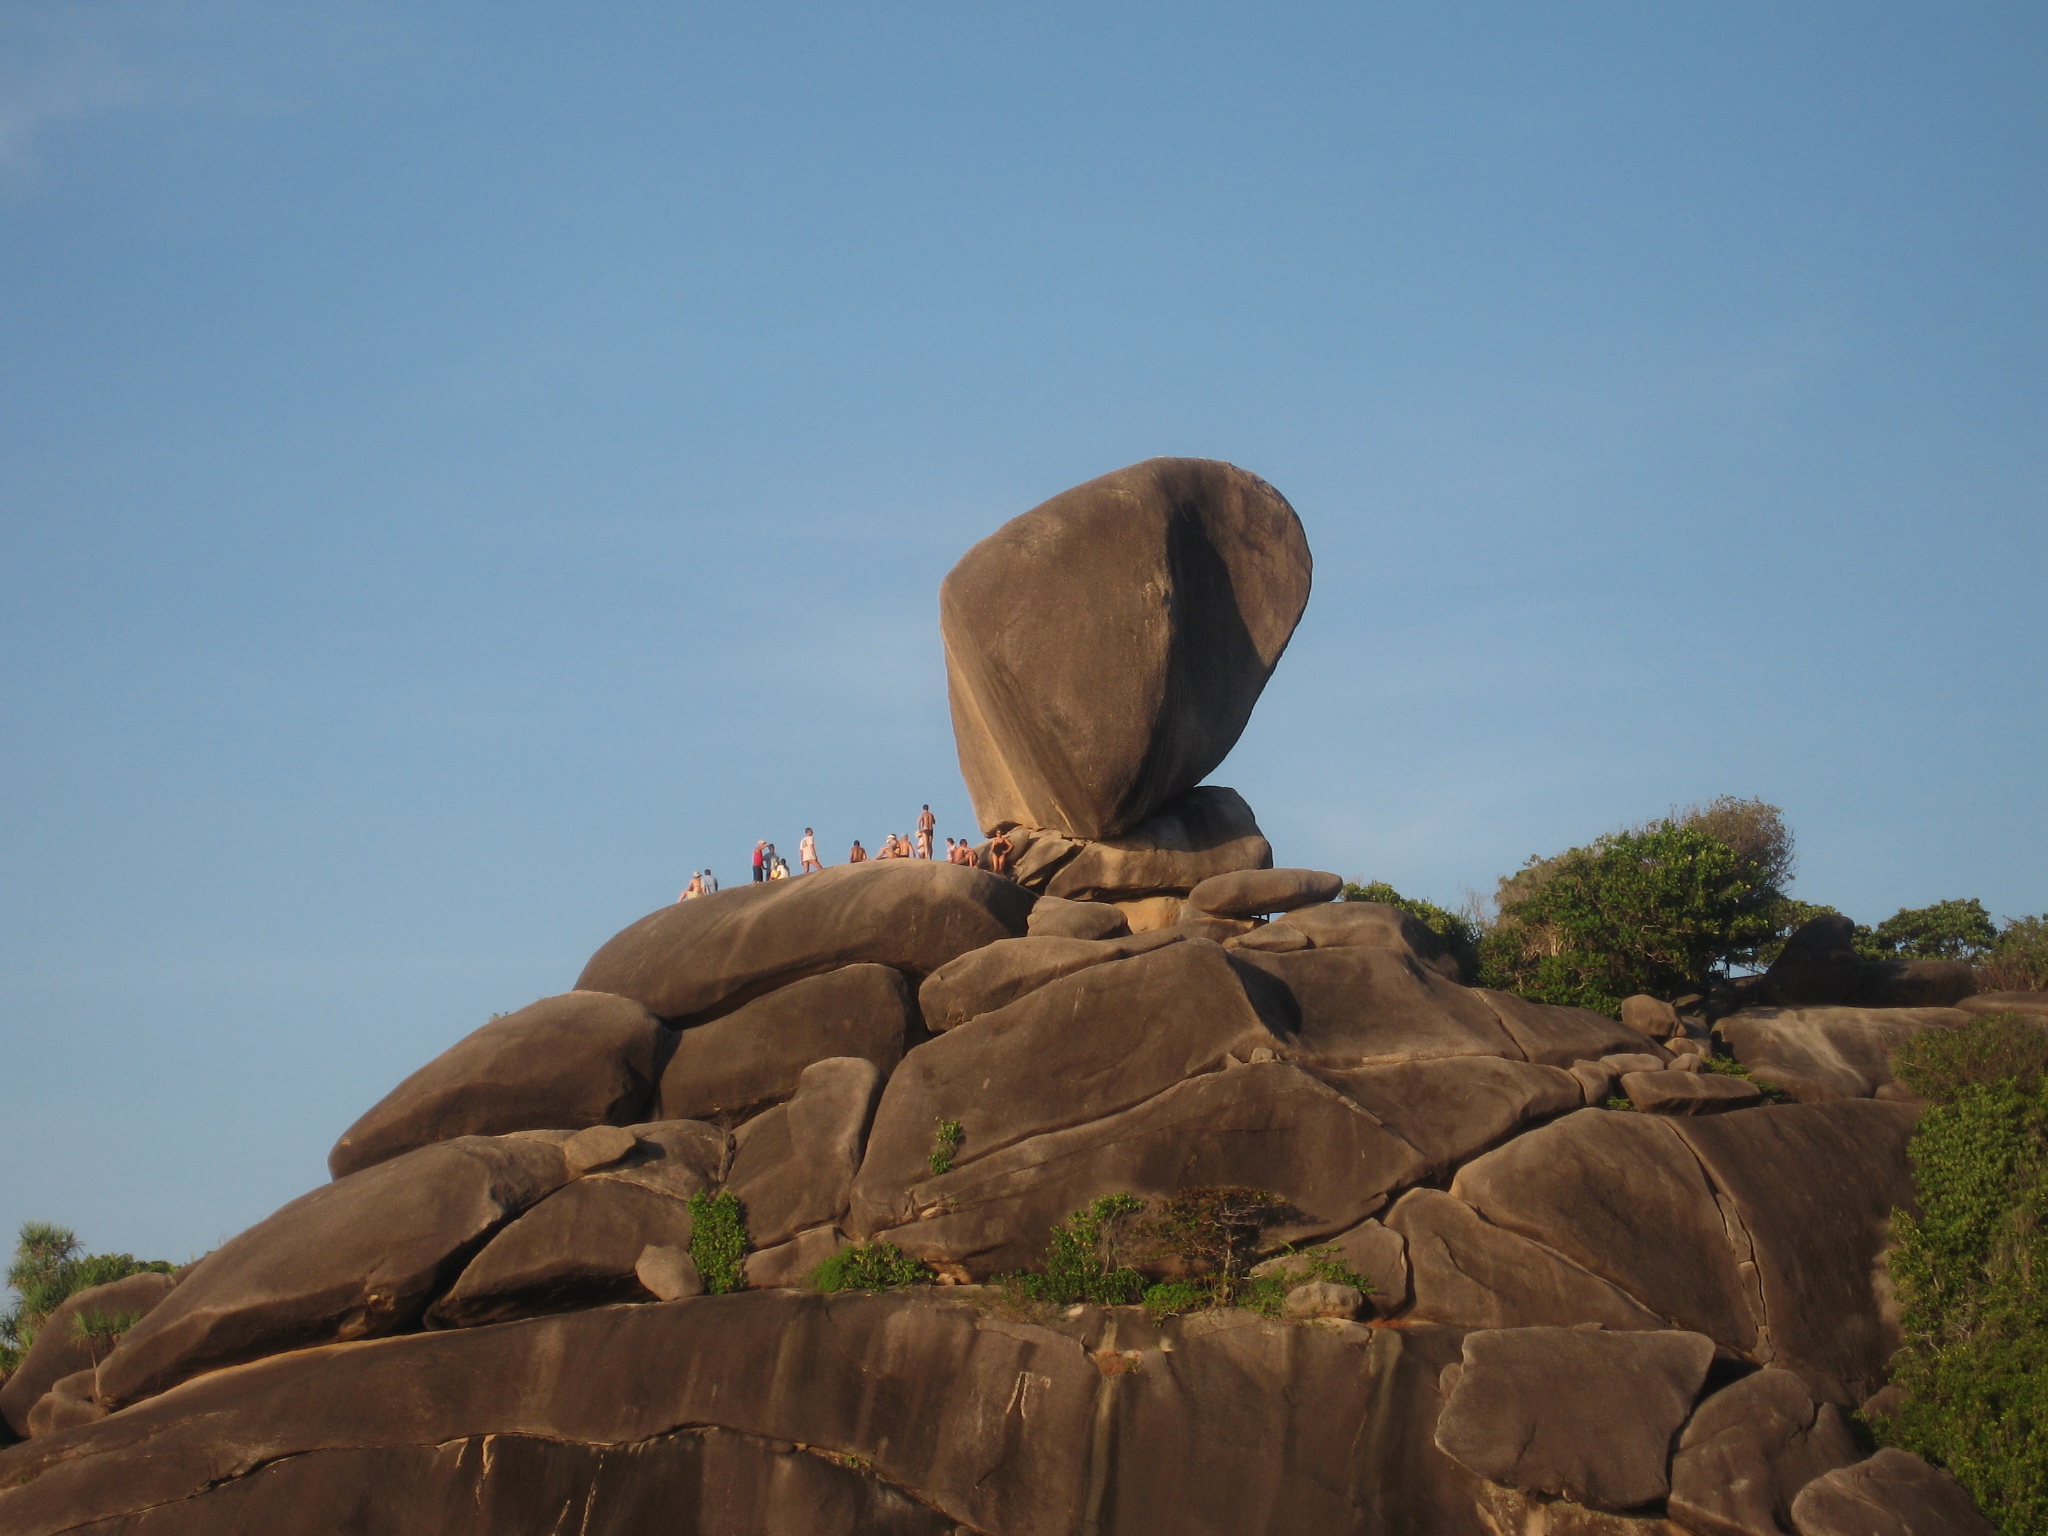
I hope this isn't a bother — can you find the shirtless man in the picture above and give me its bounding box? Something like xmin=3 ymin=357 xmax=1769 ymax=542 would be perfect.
xmin=848 ymin=839 xmax=867 ymax=863
xmin=916 ymin=805 xmax=936 ymax=859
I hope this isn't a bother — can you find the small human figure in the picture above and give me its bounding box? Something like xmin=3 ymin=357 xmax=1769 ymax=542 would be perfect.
xmin=679 ymin=872 xmax=702 ymax=902
xmin=704 ymin=869 xmax=718 ymax=892
xmin=799 ymin=827 xmax=821 ymax=873
xmin=942 ymin=837 xmax=956 ymax=862
xmin=916 ymin=805 xmax=936 ymax=859
xmin=751 ymin=840 xmax=767 ymax=883
xmin=770 ymin=855 xmax=790 ymax=880
xmin=848 ymin=840 xmax=867 ymax=863
xmin=987 ymin=829 xmax=1013 ymax=877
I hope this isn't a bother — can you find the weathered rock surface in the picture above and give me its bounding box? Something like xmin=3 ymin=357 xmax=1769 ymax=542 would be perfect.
xmin=1669 ymin=1368 xmax=1863 ymax=1536
xmin=328 ymin=991 xmax=668 ymax=1178
xmin=1956 ymin=989 xmax=2048 ymax=1019
xmin=1716 ymin=1007 xmax=1970 ymax=1102
xmin=916 ymin=930 xmax=1183 ymax=1032
xmin=1188 ymin=867 xmax=1342 ymax=919
xmin=875 ymin=1064 xmax=1429 ymax=1274
xmin=576 ymin=861 xmax=1034 ymax=1022
xmin=23 ymin=1371 xmax=103 ymax=1438
xmin=1759 ymin=915 xmax=1865 ymax=1007
xmin=1847 ymin=958 xmax=1980 ymax=1009
xmin=1314 ymin=1056 xmax=1583 ymax=1177
xmin=0 ymin=1291 xmax=1498 ymax=1536
xmin=1475 ymin=988 xmax=1651 ymax=1065
xmin=426 ymin=1178 xmax=695 ymax=1327
xmin=0 ymin=1271 xmax=176 ymax=1439
xmin=726 ymin=1058 xmax=885 ymax=1248
xmin=1433 ymin=1326 xmax=1716 ymax=1510
xmin=1038 ymin=787 xmax=1276 ymax=901
xmin=1024 ymin=895 xmax=1130 ymax=941
xmin=1387 ymin=1189 xmax=1667 ymax=1332
xmin=1270 ymin=900 xmax=1459 ymax=974
xmin=1252 ymin=1218 xmax=1410 ymax=1313
xmin=1621 ymin=1069 xmax=1765 ymax=1114
xmin=1223 ymin=922 xmax=1312 ymax=953
xmin=1283 ymin=1280 xmax=1364 ymax=1319
xmin=95 ymin=1136 xmax=570 ymax=1408
xmin=1621 ymin=994 xmax=1683 ymax=1038
xmin=1233 ymin=944 xmax=1520 ymax=1066
xmin=940 ymin=457 xmax=1311 ymax=840
xmin=656 ymin=963 xmax=914 ymax=1121
xmin=849 ymin=941 xmax=1286 ymax=1233
xmin=1452 ymin=1110 xmax=1759 ymax=1351
xmin=1790 ymin=1448 xmax=1998 ymax=1536
xmin=742 ymin=1224 xmax=847 ymax=1289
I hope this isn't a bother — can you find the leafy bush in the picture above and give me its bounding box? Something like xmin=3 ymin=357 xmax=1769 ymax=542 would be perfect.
xmin=928 ymin=1118 xmax=964 ymax=1177
xmin=686 ymin=1191 xmax=749 ymax=1295
xmin=1484 ymin=823 xmax=1782 ymax=1012
xmin=1982 ymin=917 xmax=2048 ymax=994
xmin=1869 ymin=899 xmax=2001 ymax=962
xmin=1875 ymin=1015 xmax=2048 ymax=1535
xmin=1010 ymin=1194 xmax=1146 ymax=1307
xmin=0 ymin=1222 xmax=174 ymax=1377
xmin=1342 ymin=882 xmax=1482 ymax=981
xmin=810 ymin=1240 xmax=928 ymax=1293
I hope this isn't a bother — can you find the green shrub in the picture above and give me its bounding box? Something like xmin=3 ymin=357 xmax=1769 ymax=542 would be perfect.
xmin=1342 ymin=882 xmax=1482 ymax=980
xmin=1870 ymin=899 xmax=2002 ymax=963
xmin=810 ymin=1241 xmax=929 ymax=1293
xmin=928 ymin=1118 xmax=964 ymax=1177
xmin=1983 ymin=917 xmax=2048 ymax=994
xmin=686 ymin=1191 xmax=749 ymax=1295
xmin=1010 ymin=1194 xmax=1146 ymax=1307
xmin=0 ymin=1223 xmax=174 ymax=1376
xmin=1875 ymin=1016 xmax=2048 ymax=1535
xmin=1139 ymin=1279 xmax=1205 ymax=1319
xmin=1483 ymin=823 xmax=1781 ymax=1013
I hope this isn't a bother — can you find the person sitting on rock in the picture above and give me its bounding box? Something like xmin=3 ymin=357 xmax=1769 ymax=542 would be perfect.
xmin=987 ymin=829 xmax=1013 ymax=877
xmin=678 ymin=871 xmax=702 ymax=902
xmin=799 ymin=827 xmax=821 ymax=873
xmin=848 ymin=840 xmax=867 ymax=863
xmin=769 ymin=856 xmax=789 ymax=880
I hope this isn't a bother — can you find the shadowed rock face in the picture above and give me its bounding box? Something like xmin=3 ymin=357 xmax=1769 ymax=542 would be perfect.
xmin=0 ymin=1273 xmax=177 ymax=1439
xmin=941 ymin=458 xmax=1311 ymax=840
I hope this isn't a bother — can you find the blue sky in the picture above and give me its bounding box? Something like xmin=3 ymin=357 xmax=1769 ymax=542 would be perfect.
xmin=2 ymin=1 xmax=2042 ymax=1261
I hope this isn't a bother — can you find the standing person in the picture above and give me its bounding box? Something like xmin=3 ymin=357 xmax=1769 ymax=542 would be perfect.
xmin=799 ymin=827 xmax=821 ymax=873
xmin=916 ymin=805 xmax=936 ymax=859
xmin=848 ymin=839 xmax=867 ymax=863
xmin=987 ymin=829 xmax=1013 ymax=878
xmin=751 ymin=840 xmax=767 ymax=883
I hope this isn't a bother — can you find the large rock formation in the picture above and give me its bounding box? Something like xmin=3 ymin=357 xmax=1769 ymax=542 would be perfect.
xmin=3 ymin=461 xmax=2001 ymax=1534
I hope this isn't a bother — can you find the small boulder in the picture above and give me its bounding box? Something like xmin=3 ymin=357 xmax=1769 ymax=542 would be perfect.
xmin=1670 ymin=1368 xmax=1863 ymax=1536
xmin=328 ymin=991 xmax=667 ymax=1178
xmin=1025 ymin=896 xmax=1130 ymax=941
xmin=1433 ymin=1326 xmax=1717 ymax=1510
xmin=1848 ymin=958 xmax=1979 ymax=1009
xmin=1622 ymin=1073 xmax=1769 ymax=1122
xmin=1601 ymin=1050 xmax=1673 ymax=1075
xmin=633 ymin=1245 xmax=703 ymax=1301
xmin=97 ymin=1136 xmax=571 ymax=1407
xmin=1621 ymin=995 xmax=1682 ymax=1038
xmin=726 ymin=1058 xmax=886 ymax=1249
xmin=1250 ymin=1219 xmax=1409 ymax=1313
xmin=563 ymin=1124 xmax=639 ymax=1175
xmin=656 ymin=964 xmax=914 ymax=1122
xmin=1568 ymin=1060 xmax=1618 ymax=1105
xmin=1791 ymin=1448 xmax=1997 ymax=1536
xmin=576 ymin=860 xmax=1034 ymax=1023
xmin=1223 ymin=924 xmax=1311 ymax=954
xmin=1041 ymin=787 xmax=1276 ymax=902
xmin=1270 ymin=902 xmax=1459 ymax=978
xmin=1188 ymin=868 xmax=1343 ymax=919
xmin=24 ymin=1371 xmax=103 ymax=1437
xmin=916 ymin=930 xmax=1183 ymax=1032
xmin=939 ymin=457 xmax=1311 ymax=840
xmin=1282 ymin=1281 xmax=1363 ymax=1320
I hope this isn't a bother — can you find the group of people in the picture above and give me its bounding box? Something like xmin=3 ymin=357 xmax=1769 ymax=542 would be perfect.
xmin=678 ymin=806 xmax=1017 ymax=902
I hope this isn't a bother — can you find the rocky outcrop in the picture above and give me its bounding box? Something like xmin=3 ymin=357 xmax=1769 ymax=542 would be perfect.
xmin=1028 ymin=786 xmax=1276 ymax=902
xmin=725 ymin=1057 xmax=884 ymax=1248
xmin=1669 ymin=1368 xmax=1862 ymax=1536
xmin=1313 ymin=1056 xmax=1583 ymax=1177
xmin=1758 ymin=915 xmax=1866 ymax=1007
xmin=915 ymin=930 xmax=1183 ymax=1031
xmin=0 ymin=1271 xmax=177 ymax=1438
xmin=1620 ymin=1069 xmax=1765 ymax=1114
xmin=329 ymin=991 xmax=668 ymax=1177
xmin=940 ymin=457 xmax=1311 ymax=840
xmin=1717 ymin=1006 xmax=1971 ymax=1102
xmin=1187 ymin=866 xmax=1343 ymax=918
xmin=1791 ymin=1448 xmax=1998 ymax=1536
xmin=1233 ymin=945 xmax=1522 ymax=1065
xmin=576 ymin=860 xmax=1035 ymax=1021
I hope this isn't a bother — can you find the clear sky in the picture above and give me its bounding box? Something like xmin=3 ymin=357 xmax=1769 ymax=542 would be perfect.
xmin=3 ymin=2 xmax=2042 ymax=1262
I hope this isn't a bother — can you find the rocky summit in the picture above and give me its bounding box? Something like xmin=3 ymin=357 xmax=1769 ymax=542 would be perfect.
xmin=0 ymin=461 xmax=1997 ymax=1535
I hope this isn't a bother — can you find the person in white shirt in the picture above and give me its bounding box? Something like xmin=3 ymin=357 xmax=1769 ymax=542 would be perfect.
xmin=799 ymin=828 xmax=821 ymax=873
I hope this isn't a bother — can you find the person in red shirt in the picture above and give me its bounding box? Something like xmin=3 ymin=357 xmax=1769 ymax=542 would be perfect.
xmin=751 ymin=840 xmax=767 ymax=883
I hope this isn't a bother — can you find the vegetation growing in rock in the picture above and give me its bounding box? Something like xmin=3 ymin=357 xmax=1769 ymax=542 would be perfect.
xmin=927 ymin=1117 xmax=964 ymax=1177
xmin=1342 ymin=881 xmax=1482 ymax=980
xmin=1877 ymin=1014 xmax=2048 ymax=1535
xmin=1009 ymin=1193 xmax=1146 ymax=1307
xmin=70 ymin=1307 xmax=144 ymax=1403
xmin=685 ymin=1191 xmax=749 ymax=1296
xmin=0 ymin=1222 xmax=174 ymax=1376
xmin=809 ymin=1240 xmax=929 ymax=1293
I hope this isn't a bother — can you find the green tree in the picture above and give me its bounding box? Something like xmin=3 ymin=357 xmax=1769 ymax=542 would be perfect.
xmin=1983 ymin=917 xmax=2048 ymax=994
xmin=1484 ymin=823 xmax=1781 ymax=1012
xmin=0 ymin=1223 xmax=173 ymax=1377
xmin=1878 ymin=1015 xmax=2048 ymax=1535
xmin=1870 ymin=899 xmax=2001 ymax=962
xmin=1341 ymin=881 xmax=1482 ymax=980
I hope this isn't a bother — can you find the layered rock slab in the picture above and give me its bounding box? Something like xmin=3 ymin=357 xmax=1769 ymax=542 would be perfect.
xmin=1668 ymin=1368 xmax=1863 ymax=1536
xmin=656 ymin=963 xmax=913 ymax=1121
xmin=1232 ymin=945 xmax=1521 ymax=1066
xmin=1313 ymin=1056 xmax=1583 ymax=1178
xmin=576 ymin=861 xmax=1034 ymax=1022
xmin=1473 ymin=988 xmax=1651 ymax=1066
xmin=0 ymin=1271 xmax=177 ymax=1438
xmin=1036 ymin=787 xmax=1275 ymax=902
xmin=940 ymin=457 xmax=1311 ymax=841
xmin=874 ymin=1063 xmax=1429 ymax=1274
xmin=1433 ymin=1326 xmax=1716 ymax=1510
xmin=328 ymin=991 xmax=668 ymax=1178
xmin=1188 ymin=866 xmax=1342 ymax=918
xmin=1791 ymin=1448 xmax=1998 ymax=1536
xmin=916 ymin=929 xmax=1183 ymax=1032
xmin=849 ymin=940 xmax=1288 ymax=1233
xmin=1716 ymin=1007 xmax=1971 ymax=1103
xmin=726 ymin=1057 xmax=885 ymax=1248
xmin=95 ymin=1136 xmax=570 ymax=1408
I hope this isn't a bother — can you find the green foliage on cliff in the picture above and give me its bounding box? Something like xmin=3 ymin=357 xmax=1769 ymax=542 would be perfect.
xmin=1012 ymin=1193 xmax=1146 ymax=1307
xmin=810 ymin=1240 xmax=929 ymax=1293
xmin=1877 ymin=1015 xmax=2048 ymax=1535
xmin=686 ymin=1191 xmax=750 ymax=1296
xmin=0 ymin=1222 xmax=174 ymax=1377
